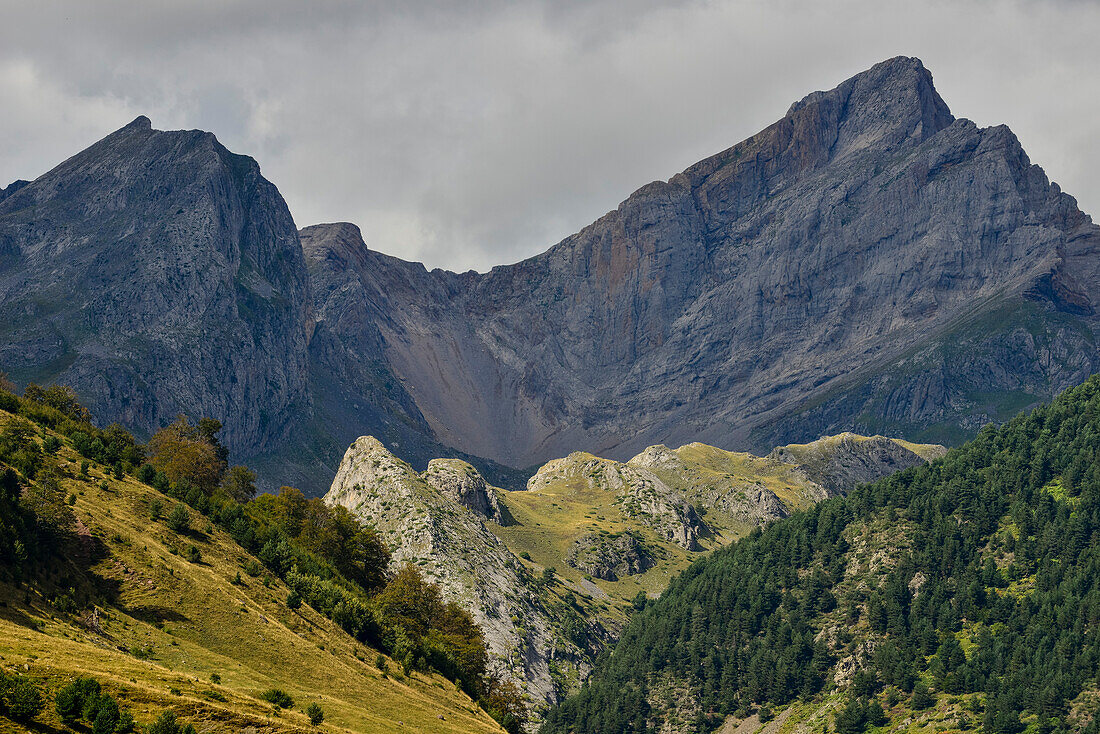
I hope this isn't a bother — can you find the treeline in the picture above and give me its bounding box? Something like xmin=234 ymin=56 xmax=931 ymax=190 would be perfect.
xmin=0 ymin=382 xmax=107 ymax=574
xmin=542 ymin=376 xmax=1100 ymax=734
xmin=0 ymin=378 xmax=526 ymax=733
xmin=1 ymin=669 xmax=210 ymax=734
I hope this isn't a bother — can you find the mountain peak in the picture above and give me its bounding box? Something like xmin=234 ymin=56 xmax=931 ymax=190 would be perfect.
xmin=787 ymin=56 xmax=932 ymax=111
xmin=300 ymin=222 xmax=367 ymax=254
xmin=125 ymin=114 xmax=153 ymax=131
xmin=782 ymin=55 xmax=954 ymax=159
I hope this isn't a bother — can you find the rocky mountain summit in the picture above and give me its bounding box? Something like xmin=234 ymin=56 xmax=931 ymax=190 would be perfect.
xmin=301 ymin=55 xmax=1100 ymax=479
xmin=527 ymin=453 xmax=706 ymax=550
xmin=0 ymin=116 xmax=310 ymax=457
xmin=2 ymin=57 xmax=1098 ymax=494
xmin=424 ymin=457 xmax=508 ymax=523
xmin=768 ymin=432 xmax=946 ymax=496
xmin=325 ymin=431 xmax=942 ymax=712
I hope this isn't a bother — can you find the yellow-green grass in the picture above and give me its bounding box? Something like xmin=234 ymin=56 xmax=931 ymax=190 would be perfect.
xmin=891 ymin=439 xmax=949 ymax=462
xmin=780 ymin=433 xmax=946 ymax=464
xmin=493 ymin=479 xmax=693 ymax=617
xmin=0 ymin=412 xmax=503 ymax=734
xmin=651 ymin=443 xmax=821 ymax=536
xmin=487 ymin=444 xmax=824 ymax=619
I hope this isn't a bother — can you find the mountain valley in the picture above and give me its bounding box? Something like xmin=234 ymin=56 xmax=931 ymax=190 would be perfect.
xmin=1 ymin=51 xmax=1100 ymax=734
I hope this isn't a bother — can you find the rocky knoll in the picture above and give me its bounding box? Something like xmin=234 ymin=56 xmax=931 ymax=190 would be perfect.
xmin=527 ymin=453 xmax=705 ymax=550
xmin=627 ymin=443 xmax=812 ymax=526
xmin=324 ymin=437 xmax=606 ymax=710
xmin=768 ymin=432 xmax=947 ymax=496
xmin=423 ymin=457 xmax=507 ymax=523
xmin=566 ymin=532 xmax=654 ymax=581
xmin=0 ymin=116 xmax=310 ymax=456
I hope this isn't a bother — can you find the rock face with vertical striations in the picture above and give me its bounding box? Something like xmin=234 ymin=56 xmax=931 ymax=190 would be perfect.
xmin=302 ymin=56 xmax=1100 ymax=477
xmin=0 ymin=116 xmax=310 ymax=456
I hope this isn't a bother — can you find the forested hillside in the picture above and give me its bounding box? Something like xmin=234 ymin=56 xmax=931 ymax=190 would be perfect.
xmin=542 ymin=377 xmax=1100 ymax=734
xmin=0 ymin=379 xmax=519 ymax=733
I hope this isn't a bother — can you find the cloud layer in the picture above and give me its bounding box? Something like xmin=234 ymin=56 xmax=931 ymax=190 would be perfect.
xmin=2 ymin=0 xmax=1098 ymax=271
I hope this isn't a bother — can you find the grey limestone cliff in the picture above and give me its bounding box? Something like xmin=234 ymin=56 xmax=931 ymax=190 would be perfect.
xmin=0 ymin=116 xmax=310 ymax=456
xmin=423 ymin=457 xmax=507 ymax=523
xmin=324 ymin=436 xmax=606 ymax=711
xmin=302 ymin=56 xmax=1100 ymax=476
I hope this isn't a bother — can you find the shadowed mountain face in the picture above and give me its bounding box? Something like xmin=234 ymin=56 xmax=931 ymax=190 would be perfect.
xmin=3 ymin=57 xmax=1099 ymax=491
xmin=0 ymin=116 xmax=311 ymax=456
xmin=303 ymin=56 xmax=1100 ymax=472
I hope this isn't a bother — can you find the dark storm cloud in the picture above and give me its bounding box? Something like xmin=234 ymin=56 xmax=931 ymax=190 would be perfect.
xmin=1 ymin=0 xmax=1098 ymax=271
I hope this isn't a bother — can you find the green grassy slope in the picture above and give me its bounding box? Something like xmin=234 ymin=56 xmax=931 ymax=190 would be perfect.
xmin=0 ymin=408 xmax=504 ymax=734
xmin=489 ymin=437 xmax=936 ymax=627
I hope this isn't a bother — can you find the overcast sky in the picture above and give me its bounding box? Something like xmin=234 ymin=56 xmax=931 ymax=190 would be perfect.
xmin=1 ymin=0 xmax=1098 ymax=272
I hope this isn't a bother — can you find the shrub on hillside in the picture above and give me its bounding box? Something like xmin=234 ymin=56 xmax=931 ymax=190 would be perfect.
xmin=0 ymin=672 xmax=45 ymax=722
xmin=21 ymin=477 xmax=77 ymax=550
xmin=0 ymin=416 xmax=42 ymax=479
xmin=306 ymin=702 xmax=324 ymax=725
xmin=23 ymin=384 xmax=91 ymax=422
xmin=90 ymin=694 xmax=120 ymax=734
xmin=137 ymin=463 xmax=156 ymax=484
xmin=221 ymin=465 xmax=257 ymax=503
xmin=259 ymin=688 xmax=294 ymax=708
xmin=147 ymin=416 xmax=226 ymax=494
xmin=911 ymin=681 xmax=934 ymax=710
xmin=55 ymin=675 xmax=101 ymax=722
xmin=166 ymin=504 xmax=190 ymax=533
xmin=146 ymin=710 xmax=197 ymax=734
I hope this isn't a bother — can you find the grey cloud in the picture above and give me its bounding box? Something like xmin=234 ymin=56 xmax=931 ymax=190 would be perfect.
xmin=0 ymin=0 xmax=1098 ymax=271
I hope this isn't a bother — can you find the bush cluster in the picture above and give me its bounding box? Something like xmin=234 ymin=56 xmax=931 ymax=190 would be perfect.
xmin=0 ymin=670 xmax=45 ymax=723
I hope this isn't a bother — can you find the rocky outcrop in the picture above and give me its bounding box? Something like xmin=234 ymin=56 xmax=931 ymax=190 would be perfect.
xmin=0 ymin=179 xmax=28 ymax=204
xmin=769 ymin=433 xmax=942 ymax=496
xmin=423 ymin=457 xmax=506 ymax=523
xmin=627 ymin=443 xmax=820 ymax=525
xmin=324 ymin=436 xmax=606 ymax=710
xmin=566 ymin=532 xmax=654 ymax=581
xmin=0 ymin=116 xmax=311 ymax=457
xmin=528 ymin=453 xmax=705 ymax=550
xmin=325 ymin=432 xmax=940 ymax=717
